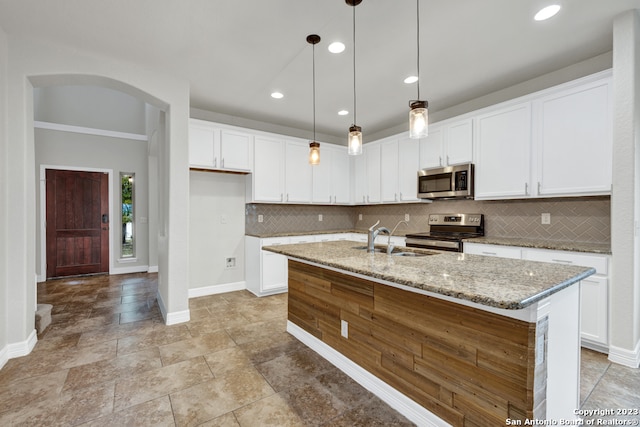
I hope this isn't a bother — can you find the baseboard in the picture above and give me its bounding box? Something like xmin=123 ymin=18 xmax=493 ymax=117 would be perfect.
xmin=581 ymin=340 xmax=609 ymax=355
xmin=608 ymin=340 xmax=640 ymax=368
xmin=2 ymin=329 xmax=38 ymax=366
xmin=188 ymin=281 xmax=246 ymax=299
xmin=147 ymin=265 xmax=158 ymax=273
xmin=286 ymin=321 xmax=449 ymax=427
xmin=156 ymin=290 xmax=191 ymax=326
xmin=111 ymin=265 xmax=150 ymax=275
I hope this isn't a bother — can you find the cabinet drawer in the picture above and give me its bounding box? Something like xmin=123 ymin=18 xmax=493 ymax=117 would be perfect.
xmin=261 ymin=237 xmax=289 ymax=247
xmin=464 ymin=243 xmax=522 ymax=259
xmin=523 ymin=248 xmax=607 ymax=275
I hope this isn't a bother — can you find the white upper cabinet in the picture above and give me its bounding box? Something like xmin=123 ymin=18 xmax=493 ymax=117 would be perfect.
xmin=311 ymin=144 xmax=351 ymax=204
xmin=188 ymin=119 xmax=251 ymax=172
xmin=353 ymin=151 xmax=367 ymax=204
xmin=252 ymin=136 xmax=285 ymax=202
xmin=380 ymin=139 xmax=400 ymax=203
xmin=398 ymin=137 xmax=420 ymax=202
xmin=419 ymin=118 xmax=473 ymax=169
xmin=364 ymin=143 xmax=382 ymax=203
xmin=534 ymin=77 xmax=612 ymax=197
xmin=284 ymin=140 xmax=312 ymax=203
xmin=474 ymin=102 xmax=532 ymax=200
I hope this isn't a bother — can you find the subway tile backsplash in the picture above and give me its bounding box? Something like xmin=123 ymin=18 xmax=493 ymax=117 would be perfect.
xmin=246 ymin=196 xmax=610 ymax=244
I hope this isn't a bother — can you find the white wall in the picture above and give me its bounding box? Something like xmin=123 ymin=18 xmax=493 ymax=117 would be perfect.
xmin=34 ymin=128 xmax=150 ymax=277
xmin=0 ymin=24 xmax=9 ymax=367
xmin=189 ymin=171 xmax=246 ymax=295
xmin=3 ymin=34 xmax=190 ymax=357
xmin=611 ymin=10 xmax=640 ymax=367
xmin=34 ymin=85 xmax=146 ymax=134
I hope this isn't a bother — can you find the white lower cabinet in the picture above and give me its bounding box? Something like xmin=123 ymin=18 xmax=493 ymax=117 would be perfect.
xmin=245 ymin=236 xmax=289 ymax=297
xmin=464 ymin=242 xmax=610 ymax=351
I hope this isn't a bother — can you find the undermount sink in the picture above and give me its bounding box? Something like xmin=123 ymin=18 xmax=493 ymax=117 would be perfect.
xmin=351 ymin=245 xmax=432 ymax=257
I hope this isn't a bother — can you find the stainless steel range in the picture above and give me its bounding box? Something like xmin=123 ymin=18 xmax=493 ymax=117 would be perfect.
xmin=405 ymin=213 xmax=484 ymax=252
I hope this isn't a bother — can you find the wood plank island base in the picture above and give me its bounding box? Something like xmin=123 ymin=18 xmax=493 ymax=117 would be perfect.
xmin=262 ymin=241 xmax=596 ymax=427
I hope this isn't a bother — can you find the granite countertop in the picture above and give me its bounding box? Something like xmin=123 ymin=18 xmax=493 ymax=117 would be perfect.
xmin=246 ymin=230 xmax=369 ymax=238
xmin=466 ymin=236 xmax=612 ymax=255
xmin=263 ymin=240 xmax=595 ymax=310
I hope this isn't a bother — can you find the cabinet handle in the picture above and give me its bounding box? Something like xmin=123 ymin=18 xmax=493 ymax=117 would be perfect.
xmin=551 ymin=259 xmax=573 ymax=264
xmin=482 ymin=251 xmax=497 ymax=256
xmin=366 ymin=195 xmax=370 ymax=203
xmin=439 ymin=156 xmax=443 ymax=166
xmin=525 ymin=183 xmax=529 ymax=195
xmin=395 ymin=193 xmax=398 ymax=202
xmin=446 ymin=155 xmax=450 ymax=165
xmin=214 ymin=157 xmax=217 ymax=168
xmin=537 ymin=182 xmax=541 ymax=194
xmin=399 ymin=192 xmax=403 ymax=201
xmin=221 ymin=158 xmax=225 ymax=168
xmin=362 ymin=196 xmax=366 ymax=203
xmin=286 ymin=194 xmax=289 ymax=202
xmin=280 ymin=193 xmax=283 ymax=202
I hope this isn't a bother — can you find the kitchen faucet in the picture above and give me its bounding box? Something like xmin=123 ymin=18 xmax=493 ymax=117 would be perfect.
xmin=367 ymin=220 xmax=390 ymax=253
xmin=386 ymin=220 xmax=409 ymax=255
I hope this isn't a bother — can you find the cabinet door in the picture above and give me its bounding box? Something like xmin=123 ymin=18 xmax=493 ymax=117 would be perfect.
xmin=331 ymin=146 xmax=351 ymax=204
xmin=261 ymin=248 xmax=288 ymax=293
xmin=312 ymin=146 xmax=332 ymax=204
xmin=419 ymin=127 xmax=443 ymax=169
xmin=536 ymin=80 xmax=611 ymax=196
xmin=353 ymin=153 xmax=367 ymax=204
xmin=220 ymin=130 xmax=252 ymax=171
xmin=463 ymin=243 xmax=522 ymax=259
xmin=189 ymin=122 xmax=217 ymax=168
xmin=580 ymin=275 xmax=608 ymax=346
xmin=474 ymin=102 xmax=532 ymax=199
xmin=446 ymin=119 xmax=473 ymax=165
xmin=253 ymin=137 xmax=284 ymax=202
xmin=365 ymin=143 xmax=381 ymax=203
xmin=285 ymin=141 xmax=312 ymax=203
xmin=380 ymin=140 xmax=399 ymax=202
xmin=398 ymin=137 xmax=420 ymax=202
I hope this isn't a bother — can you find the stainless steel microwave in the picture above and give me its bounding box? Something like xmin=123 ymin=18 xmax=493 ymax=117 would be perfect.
xmin=417 ymin=163 xmax=474 ymax=199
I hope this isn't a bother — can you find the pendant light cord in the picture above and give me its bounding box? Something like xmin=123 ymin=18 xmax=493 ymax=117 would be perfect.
xmin=312 ymin=42 xmax=316 ymax=140
xmin=352 ymin=3 xmax=357 ymax=125
xmin=416 ymin=0 xmax=420 ymax=101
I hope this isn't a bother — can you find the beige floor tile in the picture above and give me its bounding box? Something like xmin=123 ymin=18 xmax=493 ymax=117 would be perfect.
xmin=113 ymin=356 xmax=213 ymax=411
xmin=78 ymin=396 xmax=175 ymax=427
xmin=0 ymin=369 xmax=68 ymax=411
xmin=233 ymin=393 xmax=306 ymax=427
xmin=203 ymin=346 xmax=254 ymax=376
xmin=256 ymin=346 xmax=334 ymax=392
xmin=170 ymin=366 xmax=275 ymax=426
xmin=198 ymin=412 xmax=241 ymax=427
xmin=225 ymin=318 xmax=287 ymax=345
xmin=159 ymin=330 xmax=236 ymax=365
xmin=116 ymin=324 xmax=192 ymax=355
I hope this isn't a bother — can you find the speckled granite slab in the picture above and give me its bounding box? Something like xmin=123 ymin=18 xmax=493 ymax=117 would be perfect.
xmin=263 ymin=240 xmax=595 ymax=310
xmin=467 ymin=236 xmax=611 ymax=254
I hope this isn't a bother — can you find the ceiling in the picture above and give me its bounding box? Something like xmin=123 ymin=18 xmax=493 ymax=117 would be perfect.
xmin=1 ymin=0 xmax=639 ymax=144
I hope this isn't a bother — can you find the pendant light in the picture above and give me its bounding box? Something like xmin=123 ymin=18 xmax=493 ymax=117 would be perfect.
xmin=307 ymin=34 xmax=321 ymax=165
xmin=347 ymin=0 xmax=363 ymax=155
xmin=409 ymin=0 xmax=428 ymax=139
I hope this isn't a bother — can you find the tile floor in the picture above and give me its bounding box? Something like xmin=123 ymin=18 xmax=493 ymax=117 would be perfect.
xmin=0 ymin=272 xmax=637 ymax=426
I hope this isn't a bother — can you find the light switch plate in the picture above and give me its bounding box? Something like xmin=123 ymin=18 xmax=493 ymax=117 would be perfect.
xmin=318 ymin=214 xmax=323 ymax=222
xmin=341 ymin=320 xmax=348 ymax=338
xmin=405 ymin=213 xmax=410 ymax=222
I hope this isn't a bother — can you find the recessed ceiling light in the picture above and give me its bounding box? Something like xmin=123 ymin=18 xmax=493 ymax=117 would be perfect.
xmin=534 ymin=4 xmax=561 ymax=21
xmin=404 ymin=76 xmax=418 ymax=84
xmin=328 ymin=42 xmax=345 ymax=53
xmin=271 ymin=92 xmax=284 ymax=99
xmin=338 ymin=110 xmax=349 ymax=116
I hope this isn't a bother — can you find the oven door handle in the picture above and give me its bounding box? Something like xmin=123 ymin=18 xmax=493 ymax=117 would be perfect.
xmin=405 ymin=238 xmax=460 ymax=249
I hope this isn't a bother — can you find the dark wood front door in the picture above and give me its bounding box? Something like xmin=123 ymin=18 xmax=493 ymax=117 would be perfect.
xmin=46 ymin=169 xmax=109 ymax=278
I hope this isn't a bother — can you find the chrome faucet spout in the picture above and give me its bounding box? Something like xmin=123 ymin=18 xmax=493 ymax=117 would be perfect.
xmin=367 ymin=221 xmax=390 ymax=253
xmin=387 ymin=220 xmax=409 ymax=254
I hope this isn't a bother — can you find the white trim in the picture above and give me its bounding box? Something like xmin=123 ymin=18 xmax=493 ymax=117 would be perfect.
xmin=188 ymin=281 xmax=246 ymax=299
xmin=287 ymin=321 xmax=451 ymax=427
xmin=40 ymin=165 xmax=114 ymax=279
xmin=6 ymin=329 xmax=38 ymax=360
xmin=34 ymin=120 xmax=148 ymax=142
xmin=608 ymin=340 xmax=640 ymax=368
xmin=0 ymin=344 xmax=8 ymax=370
xmin=111 ymin=264 xmax=149 ymax=275
xmin=156 ymin=289 xmax=190 ymax=325
xmin=148 ymin=265 xmax=159 ymax=273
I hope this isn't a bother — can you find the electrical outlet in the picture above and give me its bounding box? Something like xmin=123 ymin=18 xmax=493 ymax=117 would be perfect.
xmin=225 ymin=257 xmax=236 ymax=269
xmin=318 ymin=214 xmax=323 ymax=222
xmin=541 ymin=213 xmax=551 ymax=225
xmin=358 ymin=214 xmax=363 ymax=221
xmin=258 ymin=214 xmax=264 ymax=223
xmin=405 ymin=213 xmax=410 ymax=222
xmin=341 ymin=320 xmax=349 ymax=338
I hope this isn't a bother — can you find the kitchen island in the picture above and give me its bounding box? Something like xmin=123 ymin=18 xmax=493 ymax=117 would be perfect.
xmin=263 ymin=240 xmax=595 ymax=427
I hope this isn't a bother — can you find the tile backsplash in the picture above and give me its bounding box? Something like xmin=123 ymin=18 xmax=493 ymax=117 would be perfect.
xmin=246 ymin=196 xmax=610 ymax=244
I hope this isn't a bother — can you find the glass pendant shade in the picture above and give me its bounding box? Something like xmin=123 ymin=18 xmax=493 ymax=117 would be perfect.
xmin=348 ymin=125 xmax=363 ymax=155
xmin=409 ymin=100 xmax=429 ymax=139
xmin=308 ymin=141 xmax=320 ymax=165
